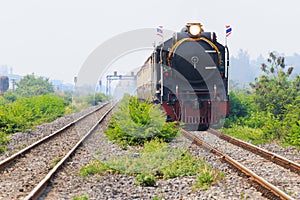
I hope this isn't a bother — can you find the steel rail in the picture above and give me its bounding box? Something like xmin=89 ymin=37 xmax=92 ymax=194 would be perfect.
xmin=24 ymin=104 xmax=114 ymax=200
xmin=208 ymin=128 xmax=300 ymax=174
xmin=0 ymin=102 xmax=109 ymax=171
xmin=181 ymin=129 xmax=294 ymax=200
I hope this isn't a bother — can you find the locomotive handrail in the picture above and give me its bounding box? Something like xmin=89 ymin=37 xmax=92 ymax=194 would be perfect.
xmin=167 ymin=37 xmax=221 ymax=66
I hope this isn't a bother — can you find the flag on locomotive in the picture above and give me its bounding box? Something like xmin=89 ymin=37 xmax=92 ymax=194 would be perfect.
xmin=156 ymin=25 xmax=163 ymax=38
xmin=137 ymin=23 xmax=230 ymax=131
xmin=226 ymin=25 xmax=232 ymax=37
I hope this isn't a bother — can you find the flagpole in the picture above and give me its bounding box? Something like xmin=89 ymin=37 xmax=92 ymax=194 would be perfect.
xmin=156 ymin=25 xmax=164 ymax=103
xmin=160 ymin=27 xmax=164 ymax=103
xmin=225 ymin=25 xmax=231 ymax=94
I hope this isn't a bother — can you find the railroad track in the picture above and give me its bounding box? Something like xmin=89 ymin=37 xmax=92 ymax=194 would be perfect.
xmin=208 ymin=129 xmax=300 ymax=175
xmin=182 ymin=128 xmax=300 ymax=200
xmin=0 ymin=102 xmax=114 ymax=200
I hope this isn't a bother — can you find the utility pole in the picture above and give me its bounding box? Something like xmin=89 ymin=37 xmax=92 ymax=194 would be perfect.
xmin=11 ymin=78 xmax=16 ymax=91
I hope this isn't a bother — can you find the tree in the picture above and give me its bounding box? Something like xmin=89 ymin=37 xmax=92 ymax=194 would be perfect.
xmin=15 ymin=74 xmax=54 ymax=97
xmin=248 ymin=52 xmax=300 ymax=140
xmin=249 ymin=52 xmax=296 ymax=119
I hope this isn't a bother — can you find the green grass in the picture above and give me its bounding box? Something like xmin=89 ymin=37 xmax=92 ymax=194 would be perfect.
xmin=0 ymin=132 xmax=10 ymax=153
xmin=49 ymin=157 xmax=62 ymax=169
xmin=192 ymin=167 xmax=225 ymax=191
xmin=73 ymin=194 xmax=89 ymax=200
xmin=221 ymin=125 xmax=269 ymax=145
xmin=80 ymin=139 xmax=224 ymax=189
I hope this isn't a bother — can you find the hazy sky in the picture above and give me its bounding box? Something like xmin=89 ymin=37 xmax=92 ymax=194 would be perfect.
xmin=1 ymin=0 xmax=299 ymax=83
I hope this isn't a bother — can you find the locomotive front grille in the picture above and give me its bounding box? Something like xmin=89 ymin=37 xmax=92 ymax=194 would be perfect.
xmin=183 ymin=116 xmax=207 ymax=124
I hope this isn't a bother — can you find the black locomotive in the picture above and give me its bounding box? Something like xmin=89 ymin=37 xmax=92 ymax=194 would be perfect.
xmin=137 ymin=23 xmax=229 ymax=130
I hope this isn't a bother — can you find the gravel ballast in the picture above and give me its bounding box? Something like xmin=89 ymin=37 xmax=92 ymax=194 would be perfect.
xmin=40 ymin=124 xmax=268 ymax=200
xmin=2 ymin=109 xmax=299 ymax=199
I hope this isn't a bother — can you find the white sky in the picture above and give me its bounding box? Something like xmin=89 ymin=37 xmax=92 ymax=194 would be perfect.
xmin=1 ymin=0 xmax=299 ymax=83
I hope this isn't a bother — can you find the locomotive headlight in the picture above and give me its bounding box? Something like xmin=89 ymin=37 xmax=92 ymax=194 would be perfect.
xmin=187 ymin=23 xmax=202 ymax=37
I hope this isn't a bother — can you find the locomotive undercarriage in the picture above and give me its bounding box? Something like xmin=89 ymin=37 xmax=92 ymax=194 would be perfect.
xmin=160 ymin=85 xmax=228 ymax=131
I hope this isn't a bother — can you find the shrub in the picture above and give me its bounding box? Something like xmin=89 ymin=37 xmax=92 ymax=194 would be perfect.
xmin=221 ymin=125 xmax=266 ymax=145
xmin=160 ymin=152 xmax=206 ymax=179
xmin=0 ymin=94 xmax=66 ymax=134
xmin=80 ymin=159 xmax=112 ymax=176
xmin=135 ymin=173 xmax=156 ymax=187
xmin=283 ymin=104 xmax=300 ymax=147
xmin=192 ymin=168 xmax=225 ymax=191
xmin=105 ymin=95 xmax=179 ymax=147
xmin=0 ymin=132 xmax=10 ymax=153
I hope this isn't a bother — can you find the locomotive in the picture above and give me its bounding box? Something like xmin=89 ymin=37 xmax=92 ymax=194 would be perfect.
xmin=136 ymin=23 xmax=229 ymax=130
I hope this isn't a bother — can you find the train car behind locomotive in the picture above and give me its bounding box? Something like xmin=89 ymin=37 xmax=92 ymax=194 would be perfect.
xmin=137 ymin=23 xmax=229 ymax=130
xmin=0 ymin=76 xmax=9 ymax=94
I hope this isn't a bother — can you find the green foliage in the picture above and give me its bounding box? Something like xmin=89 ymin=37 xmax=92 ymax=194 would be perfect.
xmin=0 ymin=94 xmax=66 ymax=134
xmin=74 ymin=93 xmax=107 ymax=106
xmin=192 ymin=169 xmax=225 ymax=191
xmin=221 ymin=125 xmax=267 ymax=145
xmin=135 ymin=173 xmax=156 ymax=186
xmin=105 ymin=95 xmax=179 ymax=147
xmin=160 ymin=152 xmax=206 ymax=179
xmin=80 ymin=159 xmax=112 ymax=176
xmin=224 ymin=91 xmax=251 ymax=127
xmin=250 ymin=52 xmax=297 ymax=119
xmin=15 ymin=74 xmax=54 ymax=97
xmin=0 ymin=132 xmax=10 ymax=153
xmin=283 ymin=103 xmax=300 ymax=147
xmin=228 ymin=91 xmax=249 ymax=118
xmin=50 ymin=157 xmax=62 ymax=169
xmin=224 ymin=52 xmax=300 ymax=146
xmin=3 ymin=90 xmax=20 ymax=102
xmin=85 ymin=93 xmax=107 ymax=106
xmin=80 ymin=140 xmax=223 ymax=190
xmin=73 ymin=194 xmax=89 ymax=200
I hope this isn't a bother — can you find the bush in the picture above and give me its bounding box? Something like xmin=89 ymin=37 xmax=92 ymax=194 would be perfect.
xmin=73 ymin=93 xmax=107 ymax=106
xmin=0 ymin=94 xmax=66 ymax=134
xmin=105 ymin=95 xmax=179 ymax=147
xmin=283 ymin=104 xmax=300 ymax=147
xmin=221 ymin=125 xmax=266 ymax=145
xmin=3 ymin=91 xmax=20 ymax=102
xmin=192 ymin=168 xmax=225 ymax=191
xmin=0 ymin=132 xmax=10 ymax=153
xmin=135 ymin=173 xmax=156 ymax=187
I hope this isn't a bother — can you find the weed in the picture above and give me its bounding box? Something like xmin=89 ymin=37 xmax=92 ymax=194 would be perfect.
xmin=192 ymin=167 xmax=225 ymax=191
xmin=49 ymin=157 xmax=62 ymax=169
xmin=80 ymin=140 xmax=224 ymax=191
xmin=0 ymin=132 xmax=10 ymax=153
xmin=95 ymin=149 xmax=102 ymax=155
xmin=73 ymin=194 xmax=89 ymax=200
xmin=135 ymin=173 xmax=156 ymax=187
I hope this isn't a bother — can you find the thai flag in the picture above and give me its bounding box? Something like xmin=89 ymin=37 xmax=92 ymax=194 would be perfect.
xmin=156 ymin=25 xmax=163 ymax=37
xmin=226 ymin=25 xmax=232 ymax=37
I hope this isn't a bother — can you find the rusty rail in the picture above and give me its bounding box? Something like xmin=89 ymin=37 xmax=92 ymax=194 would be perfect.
xmin=209 ymin=128 xmax=300 ymax=175
xmin=24 ymin=104 xmax=114 ymax=200
xmin=0 ymin=103 xmax=110 ymax=171
xmin=181 ymin=128 xmax=294 ymax=200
